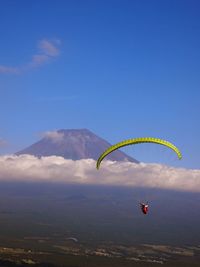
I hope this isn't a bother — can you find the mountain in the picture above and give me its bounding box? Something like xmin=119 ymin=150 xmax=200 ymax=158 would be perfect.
xmin=16 ymin=129 xmax=138 ymax=163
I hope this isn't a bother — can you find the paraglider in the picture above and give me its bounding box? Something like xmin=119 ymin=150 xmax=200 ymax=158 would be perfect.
xmin=96 ymin=137 xmax=182 ymax=169
xmin=140 ymin=202 xmax=149 ymax=215
xmin=96 ymin=137 xmax=182 ymax=215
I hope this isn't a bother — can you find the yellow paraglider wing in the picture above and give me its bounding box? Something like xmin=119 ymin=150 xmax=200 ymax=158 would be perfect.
xmin=96 ymin=137 xmax=182 ymax=169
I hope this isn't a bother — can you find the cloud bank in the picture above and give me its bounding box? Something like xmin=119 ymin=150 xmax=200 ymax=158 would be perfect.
xmin=0 ymin=39 xmax=60 ymax=74
xmin=0 ymin=155 xmax=199 ymax=192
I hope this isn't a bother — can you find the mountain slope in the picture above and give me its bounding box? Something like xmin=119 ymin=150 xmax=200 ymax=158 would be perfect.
xmin=16 ymin=129 xmax=139 ymax=163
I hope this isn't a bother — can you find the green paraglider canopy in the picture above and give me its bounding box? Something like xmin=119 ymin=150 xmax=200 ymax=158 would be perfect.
xmin=96 ymin=137 xmax=182 ymax=169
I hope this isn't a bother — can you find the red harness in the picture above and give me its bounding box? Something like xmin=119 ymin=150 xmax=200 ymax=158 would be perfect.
xmin=141 ymin=204 xmax=148 ymax=214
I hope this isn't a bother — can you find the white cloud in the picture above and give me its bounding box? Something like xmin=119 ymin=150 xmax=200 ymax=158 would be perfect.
xmin=38 ymin=39 xmax=60 ymax=57
xmin=0 ymin=155 xmax=199 ymax=192
xmin=0 ymin=66 xmax=19 ymax=74
xmin=30 ymin=54 xmax=49 ymax=67
xmin=0 ymin=39 xmax=61 ymax=74
xmin=42 ymin=131 xmax=64 ymax=143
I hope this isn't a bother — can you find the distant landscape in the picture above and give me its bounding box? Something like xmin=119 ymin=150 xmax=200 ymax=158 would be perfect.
xmin=0 ymin=182 xmax=199 ymax=266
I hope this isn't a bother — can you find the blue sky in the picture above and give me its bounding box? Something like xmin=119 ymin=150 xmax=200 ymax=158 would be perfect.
xmin=0 ymin=0 xmax=200 ymax=168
